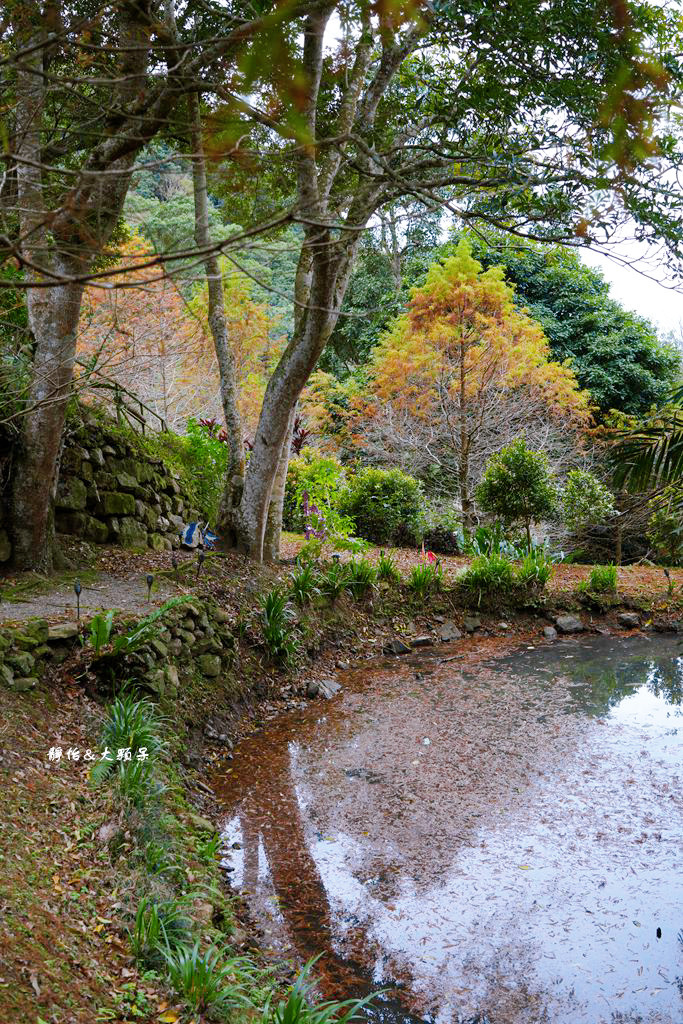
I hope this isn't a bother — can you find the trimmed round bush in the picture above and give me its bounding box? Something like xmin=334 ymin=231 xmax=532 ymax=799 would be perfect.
xmin=339 ymin=467 xmax=423 ymax=545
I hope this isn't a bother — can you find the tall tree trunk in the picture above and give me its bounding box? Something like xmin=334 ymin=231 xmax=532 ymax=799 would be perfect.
xmin=10 ymin=268 xmax=85 ymax=569
xmin=263 ymin=406 xmax=296 ymax=562
xmin=9 ymin=4 xmax=150 ymax=569
xmin=9 ymin=20 xmax=85 ymax=569
xmin=458 ymin=337 xmax=473 ymax=536
xmin=188 ymin=91 xmax=246 ymax=541
xmin=233 ymin=243 xmax=342 ymax=561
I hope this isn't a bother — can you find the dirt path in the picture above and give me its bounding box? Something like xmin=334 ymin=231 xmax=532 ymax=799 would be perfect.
xmin=0 ymin=571 xmax=178 ymax=626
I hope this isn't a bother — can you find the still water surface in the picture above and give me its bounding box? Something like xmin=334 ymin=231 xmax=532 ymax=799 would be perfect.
xmin=214 ymin=634 xmax=683 ymax=1024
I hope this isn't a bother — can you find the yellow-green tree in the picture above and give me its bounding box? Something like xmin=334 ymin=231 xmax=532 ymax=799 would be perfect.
xmin=352 ymin=239 xmax=592 ymax=527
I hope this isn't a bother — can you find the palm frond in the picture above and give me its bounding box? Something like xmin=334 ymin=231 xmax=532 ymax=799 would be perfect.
xmin=611 ymin=399 xmax=683 ymax=492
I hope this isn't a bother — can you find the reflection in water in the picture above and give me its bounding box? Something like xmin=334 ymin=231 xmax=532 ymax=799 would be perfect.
xmin=491 ymin=636 xmax=683 ymax=717
xmin=214 ymin=635 xmax=683 ymax=1024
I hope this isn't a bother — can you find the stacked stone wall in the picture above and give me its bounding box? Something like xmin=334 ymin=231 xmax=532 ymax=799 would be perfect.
xmin=53 ymin=411 xmax=202 ymax=554
xmin=0 ymin=598 xmax=234 ymax=697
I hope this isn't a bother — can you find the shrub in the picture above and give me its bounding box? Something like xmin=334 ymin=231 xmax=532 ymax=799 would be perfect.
xmin=183 ymin=417 xmax=229 ymax=523
xmin=162 ymin=940 xmax=254 ymax=1014
xmin=129 ymin=896 xmax=190 ymax=968
xmin=407 ymin=560 xmax=442 ymax=600
xmin=561 ymin=469 xmax=615 ymax=532
xmin=319 ymin=560 xmax=351 ymax=602
xmin=339 ymin=467 xmax=423 ymax=545
xmin=100 ymin=597 xmax=194 ymax=659
xmin=476 ymin=440 xmax=557 ymax=550
xmin=259 ymin=589 xmax=298 ymax=664
xmin=647 ymin=486 xmax=683 ymax=565
xmin=404 ymin=501 xmax=463 ymax=554
xmin=263 ymin=960 xmax=376 ymax=1024
xmin=90 ymin=693 xmax=164 ymax=786
xmin=114 ymin=757 xmax=161 ymax=807
xmin=465 ymin=522 xmax=519 ymax=558
xmin=346 ymin=558 xmax=378 ymax=600
xmin=289 ymin=563 xmax=321 ymax=607
xmin=88 ymin=611 xmax=114 ymax=655
xmin=516 ymin=549 xmax=554 ymax=589
xmin=283 ymin=454 xmax=348 ymax=533
xmin=584 ymin=564 xmax=618 ymax=594
xmin=458 ymin=554 xmax=516 ymax=604
xmin=376 ymin=549 xmax=401 ymax=583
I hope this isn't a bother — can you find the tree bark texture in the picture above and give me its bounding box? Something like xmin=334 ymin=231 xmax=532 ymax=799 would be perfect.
xmin=189 ymin=91 xmax=246 ymax=544
xmin=8 ymin=3 xmax=152 ymax=569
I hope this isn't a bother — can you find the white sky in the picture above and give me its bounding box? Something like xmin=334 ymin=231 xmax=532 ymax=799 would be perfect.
xmin=582 ymin=246 xmax=683 ymax=340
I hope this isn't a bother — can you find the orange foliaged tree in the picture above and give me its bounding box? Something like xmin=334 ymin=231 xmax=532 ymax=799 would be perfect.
xmin=352 ymin=238 xmax=592 ymax=524
xmin=78 ymin=237 xmax=282 ymax=434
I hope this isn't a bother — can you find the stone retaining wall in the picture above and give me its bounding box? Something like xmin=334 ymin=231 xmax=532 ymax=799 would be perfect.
xmin=0 ymin=598 xmax=234 ymax=698
xmin=1 ymin=410 xmax=204 ymax=565
xmin=53 ymin=411 xmax=202 ymax=555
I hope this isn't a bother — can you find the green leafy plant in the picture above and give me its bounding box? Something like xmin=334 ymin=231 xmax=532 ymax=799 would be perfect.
xmin=129 ymin=896 xmax=190 ymax=967
xmin=284 ymin=453 xmax=347 ymax=532
xmin=414 ymin=502 xmax=463 ymax=555
xmin=114 ymin=757 xmax=161 ymax=807
xmin=262 ymin=959 xmax=377 ymax=1024
xmin=319 ymin=560 xmax=351 ymax=602
xmin=197 ymin=832 xmax=223 ymax=864
xmin=465 ymin=523 xmax=520 ymax=558
xmin=88 ymin=611 xmax=114 ymax=655
xmin=407 ymin=559 xmax=442 ymax=600
xmin=376 ymin=549 xmax=401 ymax=583
xmin=584 ymin=564 xmax=618 ymax=594
xmin=458 ymin=554 xmax=516 ymax=606
xmin=561 ymin=469 xmax=616 ymax=532
xmin=289 ymin=564 xmax=321 ymax=607
xmin=476 ymin=440 xmax=557 ymax=550
xmin=647 ymin=485 xmax=683 ymax=565
xmin=259 ymin=589 xmax=298 ymax=664
xmin=339 ymin=467 xmax=424 ymax=545
xmin=284 ymin=453 xmax=361 ymax=551
xmin=184 ymin=417 xmax=229 ymax=523
xmin=345 ymin=558 xmax=378 ymax=600
xmin=90 ymin=694 xmax=163 ymax=786
xmin=162 ymin=940 xmax=254 ymax=1014
xmin=515 ymin=549 xmax=554 ymax=589
xmin=110 ymin=596 xmax=194 ymax=656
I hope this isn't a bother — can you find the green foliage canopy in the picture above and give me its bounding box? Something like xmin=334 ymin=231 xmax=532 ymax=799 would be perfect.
xmin=476 ymin=440 xmax=558 ymax=549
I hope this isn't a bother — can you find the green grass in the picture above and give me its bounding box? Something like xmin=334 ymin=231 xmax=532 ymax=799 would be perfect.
xmin=129 ymin=896 xmax=191 ymax=968
xmin=289 ymin=564 xmax=321 ymax=607
xmin=407 ymin=560 xmax=442 ymax=600
xmin=319 ymin=561 xmax=351 ymax=602
xmin=90 ymin=693 xmax=164 ymax=787
xmin=376 ymin=550 xmax=401 ymax=584
xmin=346 ymin=558 xmax=378 ymax=600
xmin=162 ymin=940 xmax=255 ymax=1013
xmin=579 ymin=564 xmax=618 ymax=594
xmin=259 ymin=588 xmax=298 ymax=664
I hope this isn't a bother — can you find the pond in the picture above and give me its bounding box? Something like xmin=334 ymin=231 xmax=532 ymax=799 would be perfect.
xmin=213 ymin=634 xmax=683 ymax=1024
